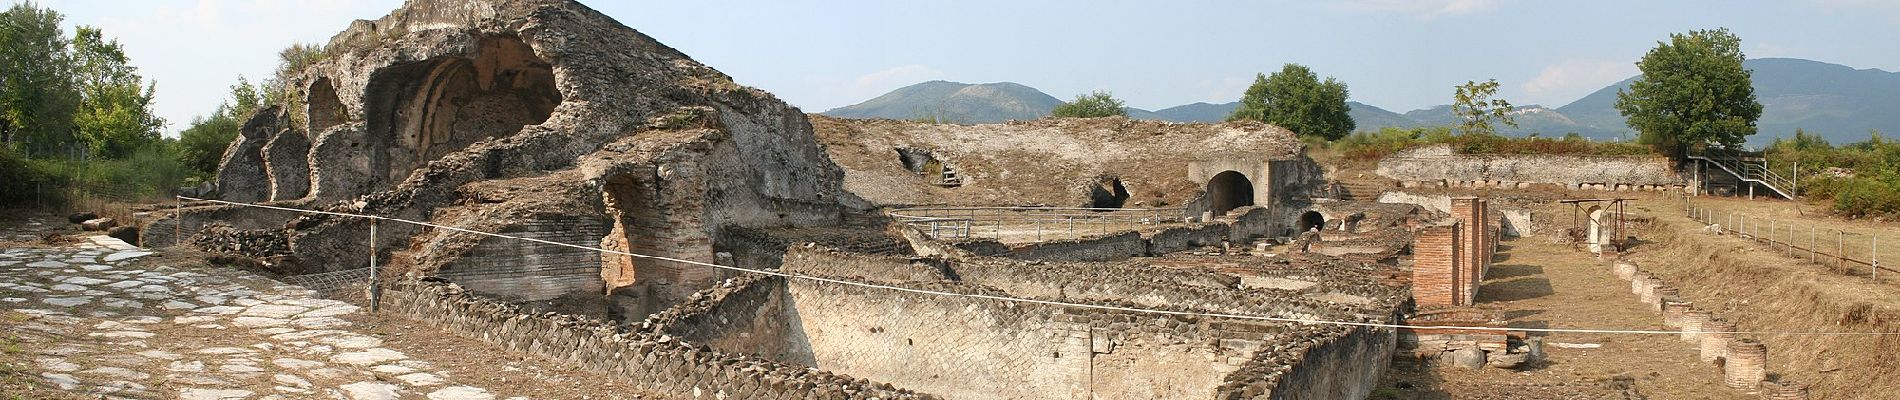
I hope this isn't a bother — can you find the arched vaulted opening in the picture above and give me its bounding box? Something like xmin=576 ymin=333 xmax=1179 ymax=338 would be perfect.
xmin=1297 ymin=211 xmax=1325 ymax=233
xmin=1088 ymin=177 xmax=1129 ymax=209
xmin=307 ymin=77 xmax=346 ymax=133
xmin=1207 ymin=170 xmax=1254 ymax=216
xmin=363 ymin=35 xmax=562 ymax=189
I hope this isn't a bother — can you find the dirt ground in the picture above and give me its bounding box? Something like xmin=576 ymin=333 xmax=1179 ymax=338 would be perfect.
xmin=1373 ymin=234 xmax=1750 ymax=399
xmin=1679 ymin=195 xmax=1895 ymax=275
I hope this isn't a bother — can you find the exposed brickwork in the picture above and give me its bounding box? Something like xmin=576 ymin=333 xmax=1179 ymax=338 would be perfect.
xmin=1681 ymin=310 xmax=1713 ymax=343
xmin=1662 ymin=300 xmax=1693 ymax=328
xmin=1449 ymin=197 xmax=1488 ymax=304
xmin=1725 ymin=339 xmax=1768 ymax=391
xmin=1411 ymin=223 xmax=1463 ymax=307
xmin=1700 ymin=320 xmax=1737 ymax=363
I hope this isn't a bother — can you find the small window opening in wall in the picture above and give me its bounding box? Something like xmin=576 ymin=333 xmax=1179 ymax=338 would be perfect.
xmin=1052 ymin=351 xmax=1061 ymax=358
xmin=907 ymin=338 xmax=914 ymax=346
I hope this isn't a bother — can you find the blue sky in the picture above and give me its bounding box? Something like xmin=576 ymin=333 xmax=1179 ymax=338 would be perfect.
xmin=32 ymin=0 xmax=1900 ymax=136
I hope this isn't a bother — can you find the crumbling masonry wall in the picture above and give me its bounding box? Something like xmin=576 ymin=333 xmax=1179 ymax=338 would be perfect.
xmin=651 ymin=247 xmax=1404 ymax=400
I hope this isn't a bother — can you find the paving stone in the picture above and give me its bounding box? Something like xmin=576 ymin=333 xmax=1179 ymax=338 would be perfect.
xmin=42 ymin=296 xmax=91 ymax=307
xmin=168 ymin=360 xmax=207 ymax=372
xmin=174 ymin=315 xmax=219 ymax=324
xmin=315 ymin=334 xmax=384 ymax=350
xmin=36 ymin=357 xmax=80 ymax=372
xmin=197 ymin=347 xmax=256 ymax=355
xmin=233 ymin=316 xmax=289 ymax=327
xmin=172 ymin=374 xmax=238 ymax=386
xmin=271 ymin=357 xmax=325 ymax=369
xmin=426 ymin=386 xmax=495 ymax=400
xmin=25 ymin=260 xmax=67 ymax=268
xmin=370 ymin=364 xmax=417 ymax=375
xmin=242 ymin=304 xmax=307 ymax=318
xmin=340 ymin=381 xmax=402 ymax=400
xmin=195 ymin=305 xmax=245 ymax=315
xmin=136 ymin=350 xmax=181 ymax=360
xmin=162 ymin=300 xmax=200 ymax=310
xmin=62 ymin=276 xmax=110 ymax=285
xmin=397 ymin=372 xmax=445 ymax=386
xmin=292 ymin=316 xmax=352 ymax=329
xmin=41 ymin=372 xmax=80 ymax=390
xmin=94 ymin=330 xmax=156 ymax=339
xmin=102 ymin=251 xmax=153 ymax=262
xmin=79 ymin=264 xmax=113 ymax=271
xmin=81 ymin=366 xmax=150 ymax=380
xmin=221 ymin=363 xmax=268 ymax=374
xmin=178 ymin=388 xmax=254 ymax=400
xmin=272 ymin=373 xmax=313 ymax=388
xmin=51 ymin=283 xmax=87 ymax=292
xmin=333 ymin=348 xmax=408 ymax=366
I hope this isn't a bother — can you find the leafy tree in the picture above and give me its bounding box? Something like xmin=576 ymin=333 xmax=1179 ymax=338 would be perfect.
xmin=1051 ymin=90 xmax=1126 ymax=118
xmin=1451 ymin=79 xmax=1516 ymax=136
xmin=0 ymin=1 xmax=78 ymax=155
xmin=70 ymin=26 xmax=162 ymax=158
xmin=1615 ymin=28 xmax=1762 ymax=156
xmin=1227 ymin=63 xmax=1354 ymax=141
xmin=176 ymin=79 xmax=268 ymax=173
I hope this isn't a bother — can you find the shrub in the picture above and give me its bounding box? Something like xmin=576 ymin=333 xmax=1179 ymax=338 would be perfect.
xmin=1832 ymin=176 xmax=1900 ymax=218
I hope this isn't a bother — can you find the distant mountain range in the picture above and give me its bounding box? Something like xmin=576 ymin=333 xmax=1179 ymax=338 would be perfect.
xmin=820 ymin=58 xmax=1900 ymax=146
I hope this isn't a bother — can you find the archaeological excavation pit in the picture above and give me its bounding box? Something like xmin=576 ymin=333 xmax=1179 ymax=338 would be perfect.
xmin=647 ymin=246 xmax=1407 ymax=400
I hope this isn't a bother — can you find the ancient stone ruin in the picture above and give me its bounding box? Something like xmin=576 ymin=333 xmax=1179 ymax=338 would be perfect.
xmin=142 ymin=0 xmax=1536 ymax=398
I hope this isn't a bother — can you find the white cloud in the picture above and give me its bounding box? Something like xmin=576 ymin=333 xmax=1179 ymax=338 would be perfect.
xmin=1198 ymin=76 xmax=1253 ymax=104
xmin=1335 ymin=0 xmax=1507 ymax=20
xmin=1521 ymin=59 xmax=1635 ymax=105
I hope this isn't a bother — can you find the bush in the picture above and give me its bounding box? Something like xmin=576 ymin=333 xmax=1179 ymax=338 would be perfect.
xmin=1832 ymin=176 xmax=1900 ymax=218
xmin=1331 ymin=127 xmax=1651 ymax=161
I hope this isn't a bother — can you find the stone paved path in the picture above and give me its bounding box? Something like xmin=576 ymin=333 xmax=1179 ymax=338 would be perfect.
xmin=1 ymin=234 xmax=517 ymax=400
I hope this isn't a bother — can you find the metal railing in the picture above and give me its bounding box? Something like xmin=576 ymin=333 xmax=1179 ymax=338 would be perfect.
xmin=1688 ymin=149 xmax=1794 ymax=199
xmin=888 ymin=206 xmax=1189 ymax=243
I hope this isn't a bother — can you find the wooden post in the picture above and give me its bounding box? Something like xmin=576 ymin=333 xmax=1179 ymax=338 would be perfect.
xmin=368 ymin=219 xmax=381 ymax=313
xmin=175 ymin=196 xmax=184 ymax=248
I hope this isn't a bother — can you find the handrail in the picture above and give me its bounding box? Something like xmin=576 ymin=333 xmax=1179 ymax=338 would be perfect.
xmin=1688 ymin=149 xmax=1794 ymax=199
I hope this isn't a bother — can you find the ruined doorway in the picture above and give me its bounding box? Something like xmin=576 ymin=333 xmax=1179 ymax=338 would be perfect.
xmin=1207 ymin=171 xmax=1254 ymax=216
xmin=1297 ymin=211 xmax=1325 ymax=233
xmin=600 ymin=172 xmax=661 ymax=321
xmin=364 ymin=35 xmax=562 ymax=188
xmin=1088 ymin=177 xmax=1129 ymax=209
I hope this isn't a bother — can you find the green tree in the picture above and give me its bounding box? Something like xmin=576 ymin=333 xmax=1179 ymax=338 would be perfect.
xmin=1227 ymin=63 xmax=1354 ymax=141
xmin=0 ymin=1 xmax=78 ymax=155
xmin=176 ymin=79 xmax=268 ymax=173
xmin=70 ymin=26 xmax=162 ymax=158
xmin=1615 ymin=28 xmax=1762 ymax=156
xmin=1451 ymin=79 xmax=1516 ymax=136
xmin=1051 ymin=90 xmax=1126 ymax=118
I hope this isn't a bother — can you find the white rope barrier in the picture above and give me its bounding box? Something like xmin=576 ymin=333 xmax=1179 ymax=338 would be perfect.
xmin=176 ymin=196 xmax=1900 ymax=337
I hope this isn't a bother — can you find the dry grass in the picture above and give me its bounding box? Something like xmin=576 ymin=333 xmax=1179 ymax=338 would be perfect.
xmin=1626 ymin=197 xmax=1900 ymax=398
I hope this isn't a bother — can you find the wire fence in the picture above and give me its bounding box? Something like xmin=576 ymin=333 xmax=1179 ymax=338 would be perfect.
xmin=1681 ymin=195 xmax=1889 ymax=279
xmin=887 ymin=206 xmax=1189 ymax=243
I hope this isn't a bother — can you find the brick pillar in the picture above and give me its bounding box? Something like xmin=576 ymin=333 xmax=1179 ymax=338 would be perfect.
xmin=1725 ymin=339 xmax=1768 ymax=392
xmin=1451 ymin=197 xmax=1485 ymax=303
xmin=1410 ymin=223 xmax=1464 ymax=306
xmin=1759 ymin=380 xmax=1810 ymax=400
xmin=1650 ymin=287 xmax=1680 ymax=313
xmin=1662 ymin=300 xmax=1692 ymax=328
xmin=1630 ymin=271 xmax=1653 ymax=296
xmin=1681 ymin=310 xmax=1713 ymax=343
xmin=1700 ymin=320 xmax=1737 ymax=363
xmin=1639 ymin=279 xmax=1667 ymax=306
xmin=1613 ymin=262 xmax=1637 ymax=280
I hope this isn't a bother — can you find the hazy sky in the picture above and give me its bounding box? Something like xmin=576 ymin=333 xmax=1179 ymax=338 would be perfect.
xmin=32 ymin=0 xmax=1900 ymax=136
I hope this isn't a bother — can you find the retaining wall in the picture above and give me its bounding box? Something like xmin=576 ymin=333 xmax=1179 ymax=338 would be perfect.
xmin=1377 ymin=145 xmax=1682 ymax=188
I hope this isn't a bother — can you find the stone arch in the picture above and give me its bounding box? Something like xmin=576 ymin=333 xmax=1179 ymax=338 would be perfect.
xmin=1207 ymin=170 xmax=1254 ymax=216
xmin=1087 ymin=176 xmax=1129 ymax=209
xmin=306 ymin=77 xmax=346 ymax=133
xmin=363 ymin=35 xmax=562 ymax=188
xmin=1297 ymin=210 xmax=1326 ymax=233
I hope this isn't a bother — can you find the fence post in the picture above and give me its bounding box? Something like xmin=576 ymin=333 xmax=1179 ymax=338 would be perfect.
xmin=1068 ymin=216 xmax=1075 ymax=239
xmin=1809 ymin=226 xmax=1816 ymax=262
xmin=1875 ymin=235 xmax=1880 ymax=281
xmin=1839 ymin=230 xmax=1847 ymax=269
xmin=1036 ymin=217 xmax=1043 ymax=242
xmin=175 ymin=196 xmax=184 ymax=248
xmin=367 ymin=218 xmax=381 ymax=313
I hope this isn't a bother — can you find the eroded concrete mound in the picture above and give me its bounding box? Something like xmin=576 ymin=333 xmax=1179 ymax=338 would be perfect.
xmin=151 ymin=0 xmax=859 ymax=317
